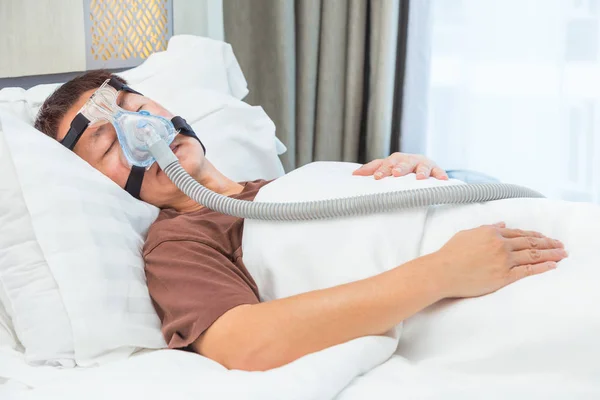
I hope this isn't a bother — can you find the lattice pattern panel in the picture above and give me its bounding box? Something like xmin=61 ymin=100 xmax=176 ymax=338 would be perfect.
xmin=84 ymin=0 xmax=173 ymax=69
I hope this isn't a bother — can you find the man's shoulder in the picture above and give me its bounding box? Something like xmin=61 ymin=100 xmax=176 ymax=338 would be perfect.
xmin=143 ymin=207 xmax=214 ymax=255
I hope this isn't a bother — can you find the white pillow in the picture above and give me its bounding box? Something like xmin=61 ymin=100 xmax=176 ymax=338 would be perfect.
xmin=119 ymin=35 xmax=249 ymax=100
xmin=0 ymin=294 xmax=20 ymax=352
xmin=0 ymin=111 xmax=166 ymax=366
xmin=0 ymin=126 xmax=74 ymax=364
xmin=0 ymin=87 xmax=35 ymax=126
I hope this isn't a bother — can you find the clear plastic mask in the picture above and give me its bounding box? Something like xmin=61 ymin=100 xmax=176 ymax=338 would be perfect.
xmin=79 ymin=79 xmax=176 ymax=168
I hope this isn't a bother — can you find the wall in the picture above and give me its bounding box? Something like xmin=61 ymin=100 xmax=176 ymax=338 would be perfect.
xmin=0 ymin=0 xmax=86 ymax=78
xmin=173 ymin=0 xmax=224 ymax=40
xmin=0 ymin=0 xmax=224 ymax=89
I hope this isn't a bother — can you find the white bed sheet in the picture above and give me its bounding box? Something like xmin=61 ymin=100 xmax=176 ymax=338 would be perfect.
xmin=0 ymin=333 xmax=395 ymax=400
xmin=3 ymin=346 xmax=600 ymax=400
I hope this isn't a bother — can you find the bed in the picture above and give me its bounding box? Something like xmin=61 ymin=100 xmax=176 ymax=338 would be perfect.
xmin=1 ymin=35 xmax=599 ymax=400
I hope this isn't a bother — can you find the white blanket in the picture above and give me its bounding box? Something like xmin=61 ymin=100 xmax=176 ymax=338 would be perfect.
xmin=242 ymin=161 xmax=600 ymax=396
xmin=0 ymin=336 xmax=393 ymax=400
xmin=3 ymin=161 xmax=600 ymax=399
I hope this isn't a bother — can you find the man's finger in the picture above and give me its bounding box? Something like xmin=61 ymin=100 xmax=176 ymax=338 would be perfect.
xmin=508 ymin=261 xmax=557 ymax=283
xmin=511 ymin=248 xmax=568 ymax=266
xmin=431 ymin=167 xmax=449 ymax=180
xmin=508 ymin=236 xmax=564 ymax=251
xmin=415 ymin=163 xmax=433 ymax=180
xmin=498 ymin=228 xmax=544 ymax=239
xmin=478 ymin=222 xmax=505 ymax=229
xmin=353 ymin=159 xmax=383 ymax=176
xmin=391 ymin=158 xmax=419 ymax=177
xmin=374 ymin=159 xmax=396 ymax=179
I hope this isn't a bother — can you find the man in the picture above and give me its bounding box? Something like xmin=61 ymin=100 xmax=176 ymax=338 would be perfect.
xmin=35 ymin=70 xmax=567 ymax=371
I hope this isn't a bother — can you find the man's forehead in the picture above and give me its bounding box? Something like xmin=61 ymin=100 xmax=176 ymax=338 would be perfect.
xmin=59 ymin=87 xmax=143 ymax=142
xmin=57 ymin=88 xmax=99 ymax=142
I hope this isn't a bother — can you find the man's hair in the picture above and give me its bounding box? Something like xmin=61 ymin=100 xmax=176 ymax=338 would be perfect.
xmin=34 ymin=70 xmax=127 ymax=140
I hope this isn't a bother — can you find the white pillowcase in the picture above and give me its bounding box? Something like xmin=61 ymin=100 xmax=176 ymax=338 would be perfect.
xmin=0 ymin=112 xmax=165 ymax=366
xmin=0 ymin=126 xmax=74 ymax=364
xmin=0 ymin=293 xmax=20 ymax=352
xmin=119 ymin=34 xmax=249 ymax=101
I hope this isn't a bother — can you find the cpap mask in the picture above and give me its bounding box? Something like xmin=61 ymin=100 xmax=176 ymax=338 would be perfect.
xmin=77 ymin=79 xmax=176 ymax=168
xmin=60 ymin=77 xmax=543 ymax=219
xmin=60 ymin=78 xmax=205 ymax=199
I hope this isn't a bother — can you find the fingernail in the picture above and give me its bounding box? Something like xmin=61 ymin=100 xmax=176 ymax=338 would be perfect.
xmin=374 ymin=171 xmax=383 ymax=179
xmin=558 ymin=249 xmax=568 ymax=257
xmin=548 ymin=261 xmax=557 ymax=269
xmin=554 ymin=239 xmax=564 ymax=247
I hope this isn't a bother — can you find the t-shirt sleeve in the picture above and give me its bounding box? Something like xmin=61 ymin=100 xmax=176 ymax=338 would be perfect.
xmin=144 ymin=239 xmax=260 ymax=349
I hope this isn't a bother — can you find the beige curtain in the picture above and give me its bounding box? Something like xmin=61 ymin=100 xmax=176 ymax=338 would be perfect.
xmin=223 ymin=0 xmax=408 ymax=171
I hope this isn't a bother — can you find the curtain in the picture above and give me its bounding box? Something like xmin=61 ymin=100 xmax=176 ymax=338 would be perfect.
xmin=403 ymin=0 xmax=600 ymax=203
xmin=223 ymin=0 xmax=410 ymax=171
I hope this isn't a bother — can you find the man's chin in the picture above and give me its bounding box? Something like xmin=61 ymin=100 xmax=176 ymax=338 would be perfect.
xmin=154 ymin=153 xmax=199 ymax=179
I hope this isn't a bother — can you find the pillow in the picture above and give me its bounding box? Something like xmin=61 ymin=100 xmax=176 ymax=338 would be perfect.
xmin=0 ymin=294 xmax=20 ymax=352
xmin=0 ymin=124 xmax=74 ymax=364
xmin=0 ymin=111 xmax=166 ymax=366
xmin=119 ymin=35 xmax=249 ymax=101
xmin=0 ymin=87 xmax=36 ymax=126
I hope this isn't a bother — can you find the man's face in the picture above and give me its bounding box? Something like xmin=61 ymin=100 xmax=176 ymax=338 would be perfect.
xmin=57 ymin=89 xmax=206 ymax=207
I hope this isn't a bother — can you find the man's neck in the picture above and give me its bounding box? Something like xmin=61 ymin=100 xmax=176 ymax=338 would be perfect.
xmin=172 ymin=163 xmax=244 ymax=213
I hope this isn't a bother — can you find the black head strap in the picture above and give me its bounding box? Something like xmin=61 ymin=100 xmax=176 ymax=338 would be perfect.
xmin=171 ymin=116 xmax=206 ymax=155
xmin=107 ymin=77 xmax=142 ymax=96
xmin=124 ymin=165 xmax=145 ymax=200
xmin=61 ymin=113 xmax=90 ymax=150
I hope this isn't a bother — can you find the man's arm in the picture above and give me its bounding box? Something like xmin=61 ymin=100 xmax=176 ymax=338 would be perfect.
xmin=194 ymin=252 xmax=442 ymax=371
xmin=195 ymin=224 xmax=565 ymax=371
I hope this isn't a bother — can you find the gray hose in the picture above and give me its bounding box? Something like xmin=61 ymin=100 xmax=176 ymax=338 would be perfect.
xmin=161 ymin=161 xmax=544 ymax=221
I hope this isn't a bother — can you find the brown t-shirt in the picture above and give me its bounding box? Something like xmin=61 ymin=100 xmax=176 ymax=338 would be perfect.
xmin=143 ymin=180 xmax=270 ymax=349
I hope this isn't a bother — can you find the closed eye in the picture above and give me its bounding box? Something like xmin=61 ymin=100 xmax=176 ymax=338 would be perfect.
xmin=104 ymin=139 xmax=116 ymax=156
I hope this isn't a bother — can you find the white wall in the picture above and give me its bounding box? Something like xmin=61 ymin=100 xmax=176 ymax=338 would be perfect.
xmin=0 ymin=0 xmax=224 ymax=79
xmin=173 ymin=0 xmax=224 ymax=41
xmin=0 ymin=0 xmax=86 ymax=78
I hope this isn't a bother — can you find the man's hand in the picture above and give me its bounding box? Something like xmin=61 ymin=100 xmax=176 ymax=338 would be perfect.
xmin=353 ymin=152 xmax=448 ymax=180
xmin=432 ymin=222 xmax=567 ymax=298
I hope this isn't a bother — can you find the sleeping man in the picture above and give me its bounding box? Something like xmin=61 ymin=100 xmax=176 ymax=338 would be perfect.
xmin=34 ymin=70 xmax=567 ymax=371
